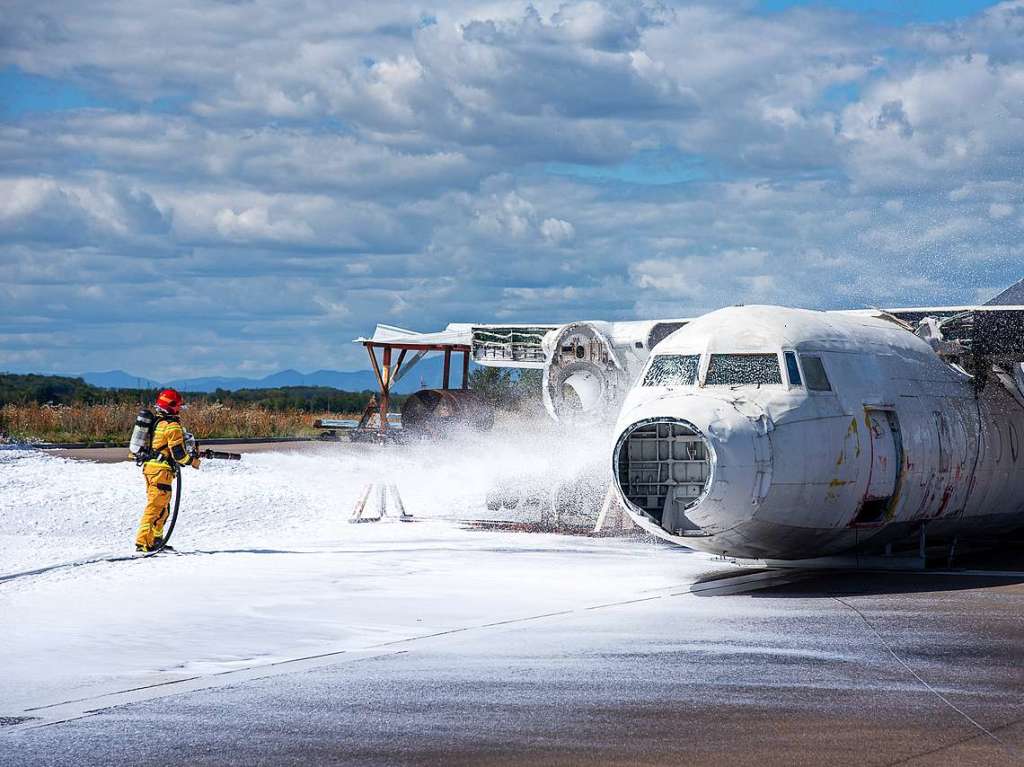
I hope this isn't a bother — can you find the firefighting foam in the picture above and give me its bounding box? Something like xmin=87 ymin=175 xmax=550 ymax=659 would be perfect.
xmin=0 ymin=420 xmax=614 ymax=577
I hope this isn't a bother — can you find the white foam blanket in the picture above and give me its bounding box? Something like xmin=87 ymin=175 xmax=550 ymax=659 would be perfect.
xmin=0 ymin=427 xmax=721 ymax=715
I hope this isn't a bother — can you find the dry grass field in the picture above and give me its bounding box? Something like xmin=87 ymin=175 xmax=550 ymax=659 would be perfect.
xmin=0 ymin=403 xmax=354 ymax=444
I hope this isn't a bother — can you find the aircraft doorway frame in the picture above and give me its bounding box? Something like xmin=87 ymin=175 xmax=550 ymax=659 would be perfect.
xmin=851 ymin=407 xmax=904 ymax=528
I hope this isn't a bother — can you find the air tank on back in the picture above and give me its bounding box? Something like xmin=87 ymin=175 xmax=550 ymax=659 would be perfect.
xmin=128 ymin=408 xmax=155 ymax=458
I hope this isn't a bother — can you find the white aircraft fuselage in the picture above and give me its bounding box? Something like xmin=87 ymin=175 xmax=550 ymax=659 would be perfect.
xmin=612 ymin=305 xmax=1024 ymax=560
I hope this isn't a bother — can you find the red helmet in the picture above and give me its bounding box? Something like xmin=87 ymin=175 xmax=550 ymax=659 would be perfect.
xmin=155 ymin=388 xmax=184 ymax=415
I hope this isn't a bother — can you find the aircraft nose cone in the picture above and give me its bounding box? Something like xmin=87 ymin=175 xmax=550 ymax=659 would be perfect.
xmin=613 ymin=395 xmax=768 ymax=538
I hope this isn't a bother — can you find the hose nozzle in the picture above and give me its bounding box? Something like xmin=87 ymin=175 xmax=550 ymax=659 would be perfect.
xmin=200 ymin=448 xmax=242 ymax=461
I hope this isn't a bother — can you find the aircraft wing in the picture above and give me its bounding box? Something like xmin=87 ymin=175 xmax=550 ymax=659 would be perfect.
xmin=470 ymin=325 xmax=561 ymax=368
xmin=356 ymin=319 xmax=694 ymax=371
xmin=354 ymin=323 xmax=561 ymax=368
xmin=355 ymin=323 xmax=476 ymax=347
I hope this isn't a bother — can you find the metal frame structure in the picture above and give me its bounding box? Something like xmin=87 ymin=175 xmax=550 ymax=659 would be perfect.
xmin=359 ymin=339 xmax=472 ymax=433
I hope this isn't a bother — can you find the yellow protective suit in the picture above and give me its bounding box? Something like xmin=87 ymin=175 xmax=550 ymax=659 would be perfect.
xmin=135 ymin=417 xmax=199 ymax=550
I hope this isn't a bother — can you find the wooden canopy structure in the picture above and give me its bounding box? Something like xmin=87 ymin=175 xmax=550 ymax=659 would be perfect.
xmin=356 ymin=324 xmax=474 ymax=434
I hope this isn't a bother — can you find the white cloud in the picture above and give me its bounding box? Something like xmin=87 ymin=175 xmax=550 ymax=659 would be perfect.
xmin=0 ymin=176 xmax=170 ymax=244
xmin=840 ymin=53 xmax=1024 ymax=191
xmin=990 ymin=203 xmax=1014 ymax=219
xmin=540 ymin=217 xmax=575 ymax=244
xmin=1 ymin=0 xmax=1023 ymax=376
xmin=213 ymin=206 xmax=316 ymax=243
xmin=469 ymin=190 xmax=576 ymax=248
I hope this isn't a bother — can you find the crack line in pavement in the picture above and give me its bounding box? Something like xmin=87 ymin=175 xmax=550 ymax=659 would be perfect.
xmin=23 ymin=675 xmax=205 ymax=712
xmin=21 ymin=650 xmax=413 ymax=733
xmin=833 ymin=596 xmax=1022 ymax=763
xmin=884 ymin=709 xmax=1024 ymax=767
xmin=584 ymin=596 xmax=664 ymax=610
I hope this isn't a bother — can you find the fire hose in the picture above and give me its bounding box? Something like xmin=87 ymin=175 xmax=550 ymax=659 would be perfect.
xmin=156 ymin=446 xmax=241 ymax=552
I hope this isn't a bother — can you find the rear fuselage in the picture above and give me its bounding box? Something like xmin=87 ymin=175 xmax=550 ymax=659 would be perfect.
xmin=612 ymin=306 xmax=1024 ymax=559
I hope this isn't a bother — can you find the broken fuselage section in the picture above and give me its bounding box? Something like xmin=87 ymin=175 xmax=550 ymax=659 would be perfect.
xmin=472 ymin=320 xmax=688 ymax=424
xmin=612 ymin=305 xmax=1024 ymax=560
xmin=538 ymin=320 xmax=686 ymax=424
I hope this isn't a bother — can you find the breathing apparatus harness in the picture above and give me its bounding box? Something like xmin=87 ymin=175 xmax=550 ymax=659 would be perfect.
xmin=128 ymin=407 xmax=241 ymax=552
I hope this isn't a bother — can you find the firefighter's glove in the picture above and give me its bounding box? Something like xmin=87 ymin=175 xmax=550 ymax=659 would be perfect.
xmin=190 ymin=455 xmax=202 ymax=470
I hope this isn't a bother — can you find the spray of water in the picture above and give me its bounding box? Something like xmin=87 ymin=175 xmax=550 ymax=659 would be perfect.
xmin=0 ymin=416 xmax=620 ymax=574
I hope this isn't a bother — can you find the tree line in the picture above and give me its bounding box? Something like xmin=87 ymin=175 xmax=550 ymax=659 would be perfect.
xmin=0 ymin=370 xmax=545 ymax=413
xmin=0 ymin=373 xmax=394 ymax=413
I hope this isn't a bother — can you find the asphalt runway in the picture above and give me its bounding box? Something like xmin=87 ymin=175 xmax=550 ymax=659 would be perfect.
xmin=4 ymin=566 xmax=1024 ymax=766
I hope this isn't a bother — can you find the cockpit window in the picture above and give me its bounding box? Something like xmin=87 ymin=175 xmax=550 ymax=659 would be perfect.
xmin=705 ymin=354 xmax=782 ymax=386
xmin=784 ymin=351 xmax=802 ymax=386
xmin=643 ymin=354 xmax=700 ymax=387
xmin=801 ymin=355 xmax=832 ymax=391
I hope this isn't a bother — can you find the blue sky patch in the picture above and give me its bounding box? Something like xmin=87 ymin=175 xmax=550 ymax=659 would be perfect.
xmin=757 ymin=0 xmax=997 ymax=24
xmin=0 ymin=66 xmax=134 ymax=117
xmin=545 ymin=149 xmax=708 ymax=186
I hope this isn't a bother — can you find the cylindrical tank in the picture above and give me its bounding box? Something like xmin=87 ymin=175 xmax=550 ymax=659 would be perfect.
xmin=128 ymin=408 xmax=155 ymax=457
xmin=400 ymin=389 xmax=495 ymax=437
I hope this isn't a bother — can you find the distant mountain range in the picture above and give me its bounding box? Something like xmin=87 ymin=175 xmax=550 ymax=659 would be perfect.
xmin=79 ymin=356 xmax=476 ymax=395
xmin=79 ymin=371 xmax=161 ymax=389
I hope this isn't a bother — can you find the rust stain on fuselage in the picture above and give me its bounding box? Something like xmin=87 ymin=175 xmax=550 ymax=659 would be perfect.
xmin=836 ymin=418 xmax=861 ymax=466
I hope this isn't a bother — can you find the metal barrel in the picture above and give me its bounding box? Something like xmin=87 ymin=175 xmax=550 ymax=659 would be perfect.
xmin=399 ymin=389 xmax=495 ymax=437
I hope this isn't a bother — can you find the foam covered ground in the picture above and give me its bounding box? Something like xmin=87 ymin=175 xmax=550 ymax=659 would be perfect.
xmin=0 ymin=422 xmax=613 ymax=573
xmin=0 ymin=426 xmax=713 ymax=715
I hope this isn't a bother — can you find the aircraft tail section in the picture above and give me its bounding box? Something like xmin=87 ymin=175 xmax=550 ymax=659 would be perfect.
xmin=985 ymin=277 xmax=1024 ymax=306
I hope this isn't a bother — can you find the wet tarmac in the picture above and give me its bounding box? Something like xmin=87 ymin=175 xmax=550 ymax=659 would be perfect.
xmin=4 ymin=566 xmax=1024 ymax=766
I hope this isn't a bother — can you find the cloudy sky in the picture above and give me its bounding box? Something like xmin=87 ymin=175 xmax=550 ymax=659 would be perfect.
xmin=2 ymin=0 xmax=1022 ymax=378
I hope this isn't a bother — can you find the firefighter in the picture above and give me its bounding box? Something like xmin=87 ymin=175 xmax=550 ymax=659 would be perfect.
xmin=136 ymin=388 xmax=201 ymax=552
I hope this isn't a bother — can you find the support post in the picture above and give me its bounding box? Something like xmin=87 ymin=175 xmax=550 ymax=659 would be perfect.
xmin=350 ymin=484 xmax=373 ymax=523
xmin=392 ymin=349 xmax=407 ymax=387
xmin=593 ymin=485 xmax=635 ymax=534
xmin=388 ymin=484 xmax=413 ymax=520
xmin=350 ymin=483 xmax=413 ymax=523
xmin=462 ymin=349 xmax=470 ymax=390
xmin=381 ymin=346 xmax=392 ymax=431
xmin=443 ymin=348 xmax=452 ymax=390
xmin=365 ymin=344 xmax=386 ymax=431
